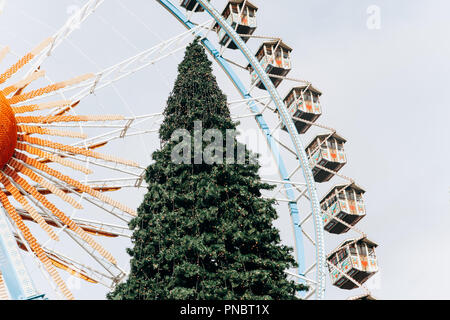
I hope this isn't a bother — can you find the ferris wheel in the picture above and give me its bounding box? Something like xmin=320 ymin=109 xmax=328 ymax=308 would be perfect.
xmin=0 ymin=0 xmax=380 ymax=300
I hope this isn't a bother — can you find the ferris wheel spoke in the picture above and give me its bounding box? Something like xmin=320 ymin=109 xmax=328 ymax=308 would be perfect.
xmin=65 ymin=218 xmax=132 ymax=239
xmin=24 ymin=114 xmax=163 ymax=150
xmin=3 ymin=70 xmax=46 ymax=96
xmin=271 ymin=136 xmax=297 ymax=157
xmin=227 ymin=95 xmax=271 ymax=107
xmin=14 ymin=189 xmax=125 ymax=280
xmin=294 ymin=185 xmax=310 ymax=202
xmin=314 ymin=164 xmax=355 ymax=184
xmin=15 ymin=156 xmax=136 ymax=221
xmin=292 ymin=116 xmax=336 ymax=133
xmin=15 ymin=207 xmax=131 ymax=239
xmin=12 ymin=19 xmax=213 ymax=106
xmin=229 ymin=98 xmax=271 ymax=116
xmin=27 ymin=144 xmax=145 ymax=178
xmin=304 ymin=262 xmax=317 ymax=276
xmin=260 ymin=178 xmax=306 ymax=188
xmin=229 ymin=95 xmax=275 ymax=115
xmin=269 ymin=121 xmax=283 ymax=137
xmin=68 ymin=115 xmax=163 ymax=149
xmin=304 ymin=288 xmax=316 ymax=300
xmin=285 ymin=271 xmax=317 ymax=285
xmin=61 ymin=229 xmax=125 ymax=282
xmin=0 ymin=190 xmax=75 ymax=299
xmin=42 ymin=247 xmax=116 ymax=288
xmin=9 ymin=73 xmax=95 ymax=105
xmin=220 ymin=55 xmax=248 ymax=71
xmin=9 ymin=177 xmax=119 ymax=266
xmin=74 ymin=178 xmax=148 ymax=192
xmin=259 ymin=179 xmax=309 ymax=205
xmin=13 ymin=231 xmax=115 ymax=287
xmin=18 ymin=134 xmax=139 ymax=169
xmin=19 ymin=138 xmax=141 ymax=173
xmin=301 ymin=229 xmax=316 ymax=246
xmin=63 ymin=188 xmax=133 ymax=224
xmin=1 ymin=213 xmax=64 ymax=299
xmin=231 ymin=112 xmax=263 ymax=120
xmin=3 ymin=177 xmax=145 ymax=202
xmin=19 ymin=0 xmax=106 ymax=82
xmin=36 ymin=173 xmax=135 ymax=223
xmin=288 ymin=165 xmax=301 ymax=180
xmin=0 ymin=170 xmax=61 ymax=242
xmin=253 ymin=99 xmax=274 ymax=115
xmin=16 ymin=142 xmax=94 ymax=176
xmin=57 ymin=20 xmax=212 ymax=107
xmin=264 ymin=197 xmax=291 ymax=203
xmin=285 ymin=272 xmax=317 ymax=300
xmin=300 ymin=212 xmax=313 ymax=227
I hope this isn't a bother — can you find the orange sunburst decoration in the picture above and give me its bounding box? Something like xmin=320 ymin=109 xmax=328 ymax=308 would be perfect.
xmin=0 ymin=38 xmax=138 ymax=299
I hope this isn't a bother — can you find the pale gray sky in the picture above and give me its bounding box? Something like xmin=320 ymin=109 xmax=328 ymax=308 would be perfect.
xmin=0 ymin=0 xmax=449 ymax=300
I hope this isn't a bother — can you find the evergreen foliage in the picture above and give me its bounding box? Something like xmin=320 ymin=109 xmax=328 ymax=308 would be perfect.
xmin=108 ymin=39 xmax=305 ymax=300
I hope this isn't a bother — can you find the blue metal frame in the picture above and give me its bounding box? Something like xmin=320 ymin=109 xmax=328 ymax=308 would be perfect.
xmin=0 ymin=208 xmax=41 ymax=300
xmin=157 ymin=0 xmax=325 ymax=297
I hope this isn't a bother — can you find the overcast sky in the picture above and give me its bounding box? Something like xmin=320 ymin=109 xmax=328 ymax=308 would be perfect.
xmin=0 ymin=0 xmax=449 ymax=300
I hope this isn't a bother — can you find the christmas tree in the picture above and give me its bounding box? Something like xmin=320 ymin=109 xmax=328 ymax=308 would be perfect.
xmin=107 ymin=39 xmax=304 ymax=300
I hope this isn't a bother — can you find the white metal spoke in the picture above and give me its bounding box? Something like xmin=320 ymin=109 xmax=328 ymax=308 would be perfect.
xmin=16 ymin=159 xmax=133 ymax=223
xmin=260 ymin=178 xmax=306 ymax=187
xmin=314 ymin=164 xmax=355 ymax=184
xmin=271 ymin=136 xmax=297 ymax=157
xmin=302 ymin=229 xmax=316 ymax=246
xmin=11 ymin=20 xmax=213 ymax=107
xmin=52 ymin=21 xmax=211 ymax=108
xmin=304 ymin=288 xmax=316 ymax=300
xmin=7 ymin=177 xmax=126 ymax=282
xmin=21 ymin=0 xmax=105 ymax=81
xmin=15 ymin=208 xmax=131 ymax=239
xmin=70 ymin=115 xmax=163 ymax=148
xmin=285 ymin=271 xmax=317 ymax=285
xmin=14 ymin=232 xmax=116 ymax=287
xmin=26 ymin=144 xmax=146 ymax=177
xmin=305 ymin=263 xmax=317 ymax=276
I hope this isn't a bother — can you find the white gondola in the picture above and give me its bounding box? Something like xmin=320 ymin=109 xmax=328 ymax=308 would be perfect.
xmin=248 ymin=40 xmax=292 ymax=89
xmin=282 ymin=85 xmax=322 ymax=134
xmin=215 ymin=0 xmax=258 ymax=49
xmin=327 ymin=237 xmax=379 ymax=290
xmin=305 ymin=133 xmax=347 ymax=183
xmin=179 ymin=0 xmax=209 ymax=12
xmin=321 ymin=183 xmax=366 ymax=234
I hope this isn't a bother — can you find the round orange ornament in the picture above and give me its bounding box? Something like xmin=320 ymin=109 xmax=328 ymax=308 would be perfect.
xmin=0 ymin=92 xmax=17 ymax=168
